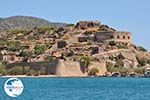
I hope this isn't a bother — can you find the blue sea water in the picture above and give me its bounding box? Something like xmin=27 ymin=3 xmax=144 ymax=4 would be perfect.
xmin=0 ymin=77 xmax=150 ymax=100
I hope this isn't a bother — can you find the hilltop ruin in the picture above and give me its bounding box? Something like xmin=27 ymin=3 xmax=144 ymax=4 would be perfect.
xmin=0 ymin=20 xmax=150 ymax=76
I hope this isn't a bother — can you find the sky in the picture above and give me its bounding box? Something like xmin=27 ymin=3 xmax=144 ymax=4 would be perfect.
xmin=0 ymin=0 xmax=150 ymax=50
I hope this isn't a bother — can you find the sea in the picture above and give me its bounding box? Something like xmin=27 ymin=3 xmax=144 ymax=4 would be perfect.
xmin=0 ymin=77 xmax=150 ymax=100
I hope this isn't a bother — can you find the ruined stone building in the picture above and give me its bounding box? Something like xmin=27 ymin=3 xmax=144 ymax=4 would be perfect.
xmin=57 ymin=40 xmax=67 ymax=48
xmin=78 ymin=35 xmax=94 ymax=42
xmin=2 ymin=53 xmax=22 ymax=64
xmin=78 ymin=31 xmax=132 ymax=44
xmin=75 ymin=20 xmax=101 ymax=30
xmin=94 ymin=31 xmax=132 ymax=44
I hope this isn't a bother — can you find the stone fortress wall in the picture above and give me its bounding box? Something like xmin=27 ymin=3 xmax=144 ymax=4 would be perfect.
xmin=112 ymin=31 xmax=132 ymax=44
xmin=7 ymin=59 xmax=106 ymax=76
xmin=93 ymin=31 xmax=132 ymax=44
xmin=2 ymin=20 xmax=134 ymax=77
xmin=75 ymin=20 xmax=132 ymax=44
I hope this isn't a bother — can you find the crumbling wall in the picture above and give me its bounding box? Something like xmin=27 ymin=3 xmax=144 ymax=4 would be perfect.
xmin=6 ymin=59 xmax=107 ymax=76
xmin=94 ymin=31 xmax=132 ymax=44
xmin=6 ymin=59 xmax=86 ymax=76
xmin=55 ymin=60 xmax=85 ymax=76
xmin=75 ymin=20 xmax=101 ymax=30
xmin=89 ymin=61 xmax=107 ymax=76
xmin=94 ymin=32 xmax=113 ymax=42
xmin=6 ymin=61 xmax=58 ymax=74
xmin=113 ymin=32 xmax=132 ymax=44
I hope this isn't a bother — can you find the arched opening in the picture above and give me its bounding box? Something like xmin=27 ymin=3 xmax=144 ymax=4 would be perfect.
xmin=128 ymin=36 xmax=130 ymax=39
xmin=117 ymin=36 xmax=120 ymax=39
xmin=123 ymin=36 xmax=126 ymax=39
xmin=111 ymin=36 xmax=114 ymax=38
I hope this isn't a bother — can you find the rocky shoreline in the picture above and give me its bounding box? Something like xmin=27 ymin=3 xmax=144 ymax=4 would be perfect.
xmin=1 ymin=71 xmax=150 ymax=78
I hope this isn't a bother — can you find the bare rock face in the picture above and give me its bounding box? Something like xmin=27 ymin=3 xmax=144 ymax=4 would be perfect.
xmin=55 ymin=60 xmax=85 ymax=76
xmin=75 ymin=20 xmax=116 ymax=32
xmin=0 ymin=31 xmax=7 ymax=38
xmin=75 ymin=20 xmax=101 ymax=30
xmin=89 ymin=61 xmax=107 ymax=76
xmin=123 ymin=59 xmax=133 ymax=68
xmin=99 ymin=25 xmax=116 ymax=32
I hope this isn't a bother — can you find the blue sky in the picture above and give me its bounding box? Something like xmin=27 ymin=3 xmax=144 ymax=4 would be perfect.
xmin=0 ymin=0 xmax=150 ymax=50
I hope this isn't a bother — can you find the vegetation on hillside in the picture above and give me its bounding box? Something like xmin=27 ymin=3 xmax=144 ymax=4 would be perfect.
xmin=88 ymin=67 xmax=99 ymax=76
xmin=0 ymin=18 xmax=149 ymax=77
xmin=106 ymin=62 xmax=129 ymax=73
xmin=137 ymin=46 xmax=147 ymax=52
xmin=34 ymin=44 xmax=46 ymax=55
xmin=0 ymin=64 xmax=47 ymax=76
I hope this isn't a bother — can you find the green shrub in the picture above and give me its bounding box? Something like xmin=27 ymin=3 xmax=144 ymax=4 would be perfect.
xmin=62 ymin=36 xmax=69 ymax=40
xmin=15 ymin=35 xmax=25 ymax=40
xmin=6 ymin=41 xmax=22 ymax=52
xmin=118 ymin=67 xmax=129 ymax=73
xmin=67 ymin=24 xmax=75 ymax=27
xmin=107 ymin=66 xmax=118 ymax=73
xmin=8 ymin=29 xmax=32 ymax=35
xmin=27 ymin=69 xmax=37 ymax=76
xmin=137 ymin=57 xmax=148 ymax=67
xmin=138 ymin=46 xmax=147 ymax=52
xmin=106 ymin=62 xmax=128 ymax=73
xmin=19 ymin=50 xmax=33 ymax=57
xmin=44 ymin=55 xmax=53 ymax=62
xmin=88 ymin=67 xmax=99 ymax=76
xmin=87 ymin=40 xmax=93 ymax=45
xmin=106 ymin=62 xmax=114 ymax=68
xmin=8 ymin=66 xmax=24 ymax=75
xmin=106 ymin=62 xmax=115 ymax=72
xmin=0 ymin=64 xmax=7 ymax=75
xmin=117 ymin=43 xmax=128 ymax=49
xmin=80 ymin=56 xmax=92 ymax=66
xmin=106 ymin=62 xmax=118 ymax=73
xmin=0 ymin=39 xmax=7 ymax=50
xmin=107 ymin=66 xmax=128 ymax=73
xmin=109 ymin=41 xmax=116 ymax=46
xmin=39 ymin=67 xmax=46 ymax=75
xmin=23 ymin=66 xmax=30 ymax=74
xmin=36 ymin=26 xmax=53 ymax=33
xmin=34 ymin=44 xmax=46 ymax=55
xmin=134 ymin=68 xmax=145 ymax=74
xmin=28 ymin=35 xmax=40 ymax=40
xmin=114 ymin=59 xmax=124 ymax=68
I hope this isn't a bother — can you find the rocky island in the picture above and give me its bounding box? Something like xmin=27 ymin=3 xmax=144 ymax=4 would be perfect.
xmin=0 ymin=16 xmax=150 ymax=77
